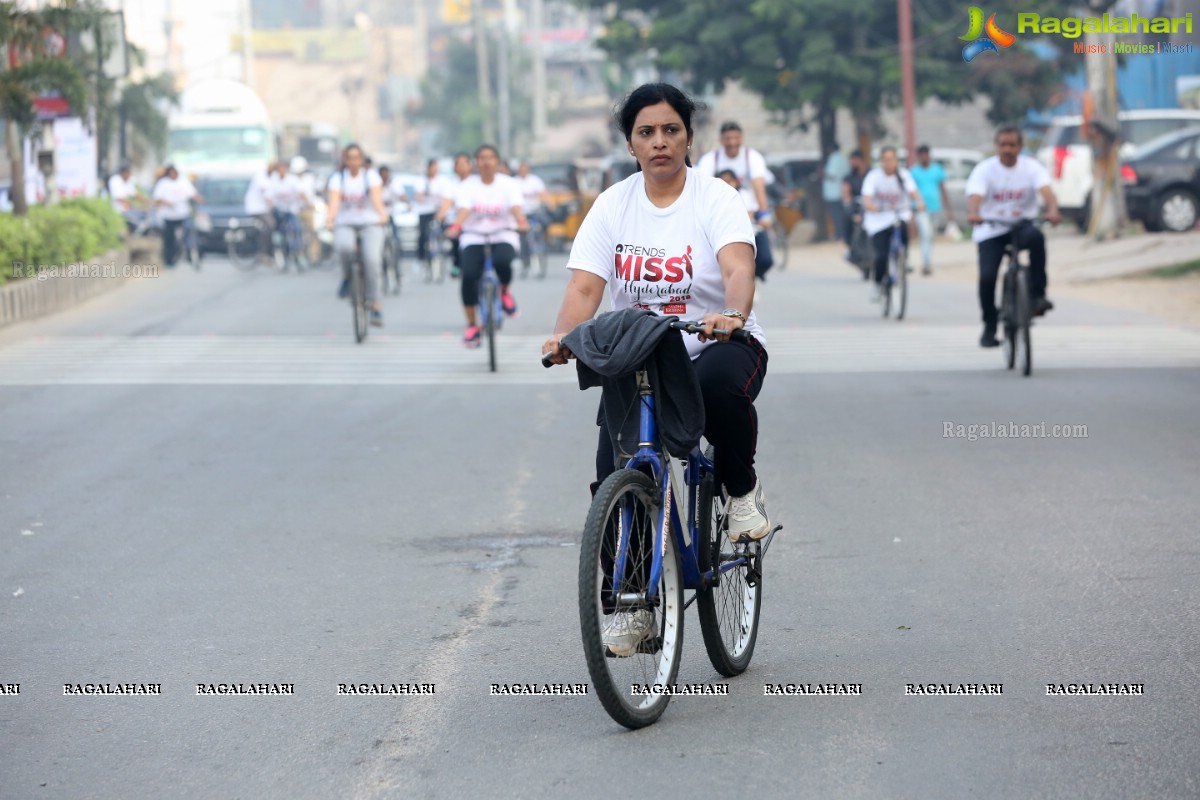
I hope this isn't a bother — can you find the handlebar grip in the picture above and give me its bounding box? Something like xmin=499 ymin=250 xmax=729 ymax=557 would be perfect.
xmin=541 ymin=352 xmax=556 ymax=368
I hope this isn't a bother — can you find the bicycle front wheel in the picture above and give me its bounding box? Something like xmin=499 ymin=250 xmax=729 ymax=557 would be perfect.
xmin=579 ymin=469 xmax=683 ymax=729
xmin=352 ymin=259 xmax=368 ymax=344
xmin=481 ymin=281 xmax=497 ymax=372
xmin=696 ymin=462 xmax=761 ymax=676
xmin=895 ymin=242 xmax=908 ymax=321
xmin=1016 ymin=268 xmax=1032 ymax=376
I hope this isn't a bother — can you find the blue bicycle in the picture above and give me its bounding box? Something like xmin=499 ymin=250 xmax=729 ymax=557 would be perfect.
xmin=545 ymin=321 xmax=780 ymax=728
xmin=881 ymin=216 xmax=908 ymax=320
xmin=477 ymin=231 xmax=514 ymax=372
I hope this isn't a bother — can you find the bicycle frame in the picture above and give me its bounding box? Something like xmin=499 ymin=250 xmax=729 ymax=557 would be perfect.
xmin=477 ymin=242 xmax=504 ymax=326
xmin=610 ymin=369 xmax=753 ymax=609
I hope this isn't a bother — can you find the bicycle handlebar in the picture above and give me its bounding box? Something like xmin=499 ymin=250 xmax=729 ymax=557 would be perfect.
xmin=540 ymin=319 xmax=750 ymax=368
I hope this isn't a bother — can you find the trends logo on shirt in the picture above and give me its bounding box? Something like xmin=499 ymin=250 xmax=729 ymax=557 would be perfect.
xmin=613 ymin=244 xmax=693 ymax=284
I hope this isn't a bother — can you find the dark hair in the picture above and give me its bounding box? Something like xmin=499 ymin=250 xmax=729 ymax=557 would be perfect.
xmin=880 ymin=145 xmax=898 ymax=158
xmin=343 ymin=143 xmax=364 ymax=158
xmin=916 ymin=144 xmax=930 ymax=155
xmin=426 ymin=158 xmax=438 ymax=168
xmin=994 ymin=124 xmax=1023 ymax=144
xmin=616 ymin=83 xmax=700 ymax=143
xmin=615 ymin=83 xmax=701 ymax=171
xmin=849 ymin=149 xmax=864 ymax=159
xmin=716 ymin=169 xmax=740 ymax=185
xmin=475 ymin=144 xmax=500 ymax=160
xmin=719 ymin=121 xmax=742 ymax=134
xmin=378 ymin=164 xmax=390 ymax=172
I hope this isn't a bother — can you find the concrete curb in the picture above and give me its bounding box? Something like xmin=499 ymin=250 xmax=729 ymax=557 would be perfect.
xmin=0 ymin=246 xmax=134 ymax=329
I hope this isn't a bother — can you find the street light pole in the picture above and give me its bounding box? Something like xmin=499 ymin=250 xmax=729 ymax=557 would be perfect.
xmin=898 ymin=0 xmax=917 ymax=166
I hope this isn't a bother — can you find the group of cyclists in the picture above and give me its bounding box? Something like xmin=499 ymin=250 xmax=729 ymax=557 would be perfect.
xmin=839 ymin=125 xmax=1061 ymax=346
xmin=320 ymin=144 xmax=548 ymax=338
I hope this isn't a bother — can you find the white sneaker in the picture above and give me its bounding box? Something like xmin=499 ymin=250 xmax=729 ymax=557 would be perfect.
xmin=602 ymin=609 xmax=658 ymax=657
xmin=870 ymin=283 xmax=882 ymax=302
xmin=727 ymin=479 xmax=771 ymax=541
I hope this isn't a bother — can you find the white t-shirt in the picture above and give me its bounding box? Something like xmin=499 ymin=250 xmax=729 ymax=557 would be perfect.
xmin=108 ymin=173 xmax=136 ymax=210
xmin=695 ymin=146 xmax=769 ymax=212
xmin=861 ymin=167 xmax=917 ymax=236
xmin=965 ymin=155 xmax=1051 ymax=242
xmin=567 ymin=168 xmax=765 ymax=360
xmin=272 ymin=173 xmax=306 ymax=215
xmin=417 ymin=173 xmax=455 ymax=215
xmin=454 ymin=174 xmax=524 ymax=249
xmin=152 ymin=175 xmax=197 ymax=221
xmin=243 ymin=171 xmax=273 ymax=215
xmin=327 ymin=168 xmax=384 ymax=226
xmin=516 ymin=173 xmax=546 ymax=213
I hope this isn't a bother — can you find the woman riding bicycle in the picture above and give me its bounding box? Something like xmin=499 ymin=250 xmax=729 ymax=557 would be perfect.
xmin=541 ymin=82 xmax=772 ymax=544
xmin=325 ymin=143 xmax=389 ymax=326
xmin=861 ymin=146 xmax=924 ymax=302
xmin=445 ymin=145 xmax=529 ymax=347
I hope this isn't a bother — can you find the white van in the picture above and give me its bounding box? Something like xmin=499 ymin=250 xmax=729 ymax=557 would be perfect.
xmin=1036 ymin=109 xmax=1200 ymax=228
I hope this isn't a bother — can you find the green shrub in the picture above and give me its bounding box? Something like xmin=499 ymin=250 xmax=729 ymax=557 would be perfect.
xmin=0 ymin=199 xmax=126 ymax=285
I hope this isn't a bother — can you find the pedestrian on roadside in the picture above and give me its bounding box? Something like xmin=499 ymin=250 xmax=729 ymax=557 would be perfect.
xmin=151 ymin=164 xmax=203 ymax=268
xmin=908 ymin=145 xmax=955 ymax=276
xmin=243 ymin=163 xmax=277 ymax=267
xmin=841 ymin=149 xmax=870 ymax=267
xmin=821 ymin=143 xmax=849 ymax=243
xmin=696 ymin=121 xmax=774 ymax=279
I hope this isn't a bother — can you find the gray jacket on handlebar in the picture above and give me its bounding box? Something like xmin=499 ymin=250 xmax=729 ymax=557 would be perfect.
xmin=563 ymin=308 xmax=704 ymax=463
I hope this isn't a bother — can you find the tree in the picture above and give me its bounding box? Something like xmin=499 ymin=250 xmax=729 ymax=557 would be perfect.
xmin=409 ymin=32 xmax=534 ymax=157
xmin=0 ymin=0 xmax=89 ymax=215
xmin=582 ymin=0 xmax=1076 ymax=158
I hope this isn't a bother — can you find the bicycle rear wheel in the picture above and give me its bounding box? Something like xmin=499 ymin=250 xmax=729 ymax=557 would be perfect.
xmin=226 ymin=222 xmax=260 ymax=271
xmin=352 ymin=258 xmax=368 ymax=344
xmin=696 ymin=459 xmax=761 ymax=677
xmin=481 ymin=281 xmax=497 ymax=372
xmin=579 ymin=469 xmax=683 ymax=729
xmin=771 ymin=220 xmax=789 ymax=271
xmin=1002 ymin=268 xmax=1017 ymax=370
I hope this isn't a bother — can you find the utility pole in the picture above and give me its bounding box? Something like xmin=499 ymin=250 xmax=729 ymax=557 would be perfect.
xmin=496 ymin=0 xmax=514 ymax=157
xmin=531 ymin=0 xmax=546 ymax=155
xmin=1083 ymin=0 xmax=1126 ymax=239
xmin=473 ymin=0 xmax=495 ymax=144
xmin=897 ymin=0 xmax=917 ymax=166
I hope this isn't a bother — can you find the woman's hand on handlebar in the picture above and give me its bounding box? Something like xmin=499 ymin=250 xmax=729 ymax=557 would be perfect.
xmin=541 ymin=334 xmax=573 ymax=366
xmin=697 ymin=312 xmax=743 ymax=343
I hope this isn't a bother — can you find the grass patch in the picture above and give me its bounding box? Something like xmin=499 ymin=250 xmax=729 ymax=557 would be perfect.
xmin=1148 ymin=258 xmax=1200 ymax=279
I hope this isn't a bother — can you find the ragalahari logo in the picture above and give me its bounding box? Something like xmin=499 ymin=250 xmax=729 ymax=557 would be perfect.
xmin=961 ymin=7 xmax=1016 ymax=62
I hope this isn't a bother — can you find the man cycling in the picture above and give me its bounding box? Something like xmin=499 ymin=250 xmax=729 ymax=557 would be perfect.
xmin=861 ymin=146 xmax=924 ymax=302
xmin=696 ymin=121 xmax=774 ymax=278
xmin=965 ymin=124 xmax=1062 ymax=348
xmin=325 ymin=143 xmax=389 ymax=326
xmin=514 ymin=160 xmax=547 ymax=273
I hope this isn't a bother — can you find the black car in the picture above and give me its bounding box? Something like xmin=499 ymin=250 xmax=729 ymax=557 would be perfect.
xmin=1122 ymin=127 xmax=1200 ymax=233
xmin=194 ymin=173 xmax=254 ymax=252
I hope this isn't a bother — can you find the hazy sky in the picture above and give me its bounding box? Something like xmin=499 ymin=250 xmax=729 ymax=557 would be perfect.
xmin=121 ymin=0 xmax=244 ymax=82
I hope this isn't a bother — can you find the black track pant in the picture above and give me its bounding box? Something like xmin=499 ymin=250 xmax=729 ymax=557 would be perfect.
xmin=977 ymin=226 xmax=1046 ymax=326
xmin=459 ymin=243 xmax=515 ymax=307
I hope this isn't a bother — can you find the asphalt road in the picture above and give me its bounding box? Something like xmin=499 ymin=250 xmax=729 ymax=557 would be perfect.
xmin=2 ymin=246 xmax=1199 ymax=799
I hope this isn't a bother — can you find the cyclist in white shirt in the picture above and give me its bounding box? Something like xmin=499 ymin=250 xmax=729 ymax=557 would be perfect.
xmin=415 ymin=158 xmax=453 ymax=263
xmin=325 ymin=143 xmax=390 ymax=327
xmin=152 ymin=164 xmax=203 ymax=268
xmin=966 ymin=124 xmax=1062 ymax=348
xmin=108 ymin=164 xmax=145 ymax=231
xmin=542 ymin=82 xmax=772 ymax=558
xmin=515 ymin=160 xmax=547 ymax=270
xmin=695 ymin=121 xmax=774 ymax=278
xmin=243 ymin=164 xmax=276 ymax=266
xmin=438 ymin=152 xmax=474 ymax=278
xmin=445 ymin=145 xmax=529 ymax=347
xmin=861 ymin=146 xmax=925 ymax=300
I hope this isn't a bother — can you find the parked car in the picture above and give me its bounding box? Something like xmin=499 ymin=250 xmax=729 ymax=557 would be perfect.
xmin=193 ymin=173 xmax=254 ymax=253
xmin=1037 ymin=109 xmax=1200 ymax=229
xmin=1121 ymin=126 xmax=1200 ymax=233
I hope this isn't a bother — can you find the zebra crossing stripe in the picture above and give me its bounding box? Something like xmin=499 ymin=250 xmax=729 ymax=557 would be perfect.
xmin=1 ymin=327 xmax=1198 ymax=385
